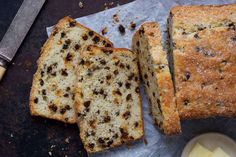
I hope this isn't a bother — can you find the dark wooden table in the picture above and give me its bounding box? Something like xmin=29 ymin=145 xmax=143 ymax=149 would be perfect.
xmin=0 ymin=0 xmax=132 ymax=156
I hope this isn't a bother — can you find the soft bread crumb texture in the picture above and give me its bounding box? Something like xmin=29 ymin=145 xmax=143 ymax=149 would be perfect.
xmin=75 ymin=46 xmax=144 ymax=153
xmin=132 ymin=22 xmax=181 ymax=135
xmin=169 ymin=4 xmax=236 ymax=119
xmin=29 ymin=17 xmax=113 ymax=123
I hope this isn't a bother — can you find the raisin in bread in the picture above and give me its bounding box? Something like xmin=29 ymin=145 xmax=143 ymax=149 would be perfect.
xmin=29 ymin=17 xmax=113 ymax=123
xmin=75 ymin=46 xmax=144 ymax=153
xmin=168 ymin=4 xmax=236 ymax=119
xmin=132 ymin=22 xmax=181 ymax=135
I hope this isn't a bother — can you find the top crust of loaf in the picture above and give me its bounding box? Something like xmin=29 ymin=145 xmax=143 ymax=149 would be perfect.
xmin=75 ymin=46 xmax=144 ymax=152
xmin=29 ymin=17 xmax=113 ymax=123
xmin=169 ymin=5 xmax=236 ymax=119
xmin=132 ymin=22 xmax=181 ymax=135
xmin=170 ymin=4 xmax=236 ymax=37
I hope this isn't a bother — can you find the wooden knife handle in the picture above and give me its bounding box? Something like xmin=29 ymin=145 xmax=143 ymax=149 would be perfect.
xmin=0 ymin=58 xmax=7 ymax=81
xmin=0 ymin=66 xmax=6 ymax=81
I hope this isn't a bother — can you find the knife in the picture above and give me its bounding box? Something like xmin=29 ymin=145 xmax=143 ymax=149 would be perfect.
xmin=0 ymin=0 xmax=46 ymax=81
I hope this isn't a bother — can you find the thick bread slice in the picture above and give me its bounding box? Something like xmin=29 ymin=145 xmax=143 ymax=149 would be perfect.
xmin=132 ymin=22 xmax=181 ymax=135
xmin=169 ymin=5 xmax=236 ymax=119
xmin=29 ymin=17 xmax=113 ymax=123
xmin=75 ymin=46 xmax=144 ymax=153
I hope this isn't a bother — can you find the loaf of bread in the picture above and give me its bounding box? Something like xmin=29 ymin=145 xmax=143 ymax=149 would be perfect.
xmin=132 ymin=22 xmax=181 ymax=135
xmin=168 ymin=4 xmax=236 ymax=119
xmin=75 ymin=46 xmax=144 ymax=153
xmin=29 ymin=17 xmax=113 ymax=123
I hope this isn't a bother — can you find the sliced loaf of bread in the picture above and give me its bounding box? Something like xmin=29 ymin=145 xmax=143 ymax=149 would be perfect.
xmin=132 ymin=22 xmax=181 ymax=135
xmin=75 ymin=46 xmax=144 ymax=153
xmin=30 ymin=17 xmax=113 ymax=123
xmin=169 ymin=5 xmax=236 ymax=119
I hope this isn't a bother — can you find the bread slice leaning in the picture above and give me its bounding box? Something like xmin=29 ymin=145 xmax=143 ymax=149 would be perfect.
xmin=132 ymin=22 xmax=181 ymax=135
xmin=75 ymin=45 xmax=144 ymax=153
xmin=29 ymin=17 xmax=113 ymax=123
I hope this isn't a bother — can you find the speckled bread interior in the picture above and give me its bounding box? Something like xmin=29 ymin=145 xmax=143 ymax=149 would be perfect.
xmin=132 ymin=22 xmax=181 ymax=135
xmin=75 ymin=46 xmax=144 ymax=153
xmin=29 ymin=17 xmax=113 ymax=123
xmin=169 ymin=4 xmax=236 ymax=119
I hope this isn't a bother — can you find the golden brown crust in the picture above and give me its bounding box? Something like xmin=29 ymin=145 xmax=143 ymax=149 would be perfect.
xmin=132 ymin=22 xmax=181 ymax=135
xmin=170 ymin=4 xmax=236 ymax=35
xmin=29 ymin=16 xmax=113 ymax=124
xmin=170 ymin=5 xmax=236 ymax=119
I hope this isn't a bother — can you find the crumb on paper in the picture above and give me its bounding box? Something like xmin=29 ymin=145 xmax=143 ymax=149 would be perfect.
xmin=79 ymin=1 xmax=84 ymax=8
xmin=118 ymin=24 xmax=126 ymax=35
xmin=112 ymin=13 xmax=120 ymax=23
xmin=101 ymin=27 xmax=108 ymax=35
xmin=128 ymin=22 xmax=136 ymax=31
xmin=144 ymin=138 xmax=148 ymax=145
xmin=65 ymin=137 xmax=70 ymax=144
xmin=126 ymin=142 xmax=133 ymax=149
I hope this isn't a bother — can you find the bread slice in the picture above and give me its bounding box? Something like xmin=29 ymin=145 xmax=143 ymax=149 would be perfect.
xmin=75 ymin=46 xmax=144 ymax=153
xmin=132 ymin=22 xmax=181 ymax=135
xmin=29 ymin=17 xmax=113 ymax=123
xmin=168 ymin=4 xmax=236 ymax=119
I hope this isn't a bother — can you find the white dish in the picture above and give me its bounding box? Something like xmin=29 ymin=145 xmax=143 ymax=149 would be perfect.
xmin=181 ymin=133 xmax=236 ymax=157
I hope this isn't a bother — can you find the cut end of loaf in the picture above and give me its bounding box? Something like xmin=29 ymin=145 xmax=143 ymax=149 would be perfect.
xmin=29 ymin=16 xmax=113 ymax=124
xmin=75 ymin=46 xmax=144 ymax=153
xmin=132 ymin=22 xmax=181 ymax=135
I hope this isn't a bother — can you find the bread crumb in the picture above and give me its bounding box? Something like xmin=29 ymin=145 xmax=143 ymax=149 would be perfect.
xmin=101 ymin=27 xmax=108 ymax=35
xmin=104 ymin=2 xmax=115 ymax=10
xmin=112 ymin=13 xmax=119 ymax=23
xmin=10 ymin=133 xmax=14 ymax=138
xmin=128 ymin=22 xmax=136 ymax=31
xmin=48 ymin=151 xmax=52 ymax=156
xmin=144 ymin=138 xmax=148 ymax=145
xmin=65 ymin=137 xmax=70 ymax=144
xmin=50 ymin=145 xmax=56 ymax=149
xmin=118 ymin=24 xmax=125 ymax=35
xmin=79 ymin=1 xmax=84 ymax=8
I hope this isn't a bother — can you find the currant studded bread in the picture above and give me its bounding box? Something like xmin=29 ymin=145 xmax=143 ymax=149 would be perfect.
xmin=169 ymin=4 xmax=236 ymax=119
xmin=75 ymin=46 xmax=144 ymax=153
xmin=29 ymin=17 xmax=113 ymax=123
xmin=132 ymin=22 xmax=181 ymax=135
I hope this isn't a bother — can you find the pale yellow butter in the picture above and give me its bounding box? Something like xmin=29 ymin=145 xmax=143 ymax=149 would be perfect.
xmin=211 ymin=147 xmax=230 ymax=157
xmin=188 ymin=143 xmax=213 ymax=157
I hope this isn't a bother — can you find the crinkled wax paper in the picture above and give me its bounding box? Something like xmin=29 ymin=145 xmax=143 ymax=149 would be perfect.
xmin=47 ymin=0 xmax=236 ymax=156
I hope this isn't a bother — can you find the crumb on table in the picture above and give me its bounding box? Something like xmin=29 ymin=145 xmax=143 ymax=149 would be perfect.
xmin=79 ymin=1 xmax=84 ymax=8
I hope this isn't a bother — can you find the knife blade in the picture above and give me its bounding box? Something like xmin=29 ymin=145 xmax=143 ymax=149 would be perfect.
xmin=0 ymin=0 xmax=46 ymax=81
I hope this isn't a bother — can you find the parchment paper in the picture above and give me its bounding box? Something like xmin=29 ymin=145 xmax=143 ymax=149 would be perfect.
xmin=47 ymin=0 xmax=236 ymax=156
